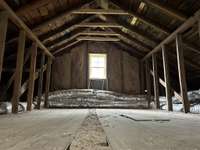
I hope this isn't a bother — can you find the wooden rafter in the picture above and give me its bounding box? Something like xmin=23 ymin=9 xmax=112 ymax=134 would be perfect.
xmin=141 ymin=0 xmax=188 ymax=21
xmin=142 ymin=9 xmax=200 ymax=61
xmin=0 ymin=0 xmax=53 ymax=57
xmin=72 ymin=9 xmax=129 ymax=15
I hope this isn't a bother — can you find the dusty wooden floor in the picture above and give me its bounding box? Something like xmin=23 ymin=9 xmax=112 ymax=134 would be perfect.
xmin=0 ymin=109 xmax=200 ymax=150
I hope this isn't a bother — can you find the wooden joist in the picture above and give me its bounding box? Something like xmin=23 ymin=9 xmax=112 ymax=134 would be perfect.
xmin=37 ymin=53 xmax=45 ymax=109
xmin=142 ymin=9 xmax=200 ymax=61
xmin=27 ymin=43 xmax=37 ymax=111
xmin=176 ymin=34 xmax=190 ymax=113
xmin=152 ymin=53 xmax=160 ymax=109
xmin=0 ymin=0 xmax=53 ymax=58
xmin=44 ymin=57 xmax=52 ymax=108
xmin=11 ymin=30 xmax=26 ymax=113
xmin=162 ymin=45 xmax=172 ymax=111
xmin=0 ymin=11 xmax=8 ymax=81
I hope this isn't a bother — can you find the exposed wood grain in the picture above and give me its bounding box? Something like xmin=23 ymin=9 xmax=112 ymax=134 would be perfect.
xmin=27 ymin=43 xmax=38 ymax=111
xmin=176 ymin=34 xmax=190 ymax=113
xmin=0 ymin=11 xmax=8 ymax=81
xmin=11 ymin=30 xmax=26 ymax=113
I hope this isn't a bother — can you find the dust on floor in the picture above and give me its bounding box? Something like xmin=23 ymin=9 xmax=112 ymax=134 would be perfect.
xmin=69 ymin=109 xmax=112 ymax=150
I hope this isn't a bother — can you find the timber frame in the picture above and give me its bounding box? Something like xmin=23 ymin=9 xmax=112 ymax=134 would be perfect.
xmin=0 ymin=0 xmax=200 ymax=113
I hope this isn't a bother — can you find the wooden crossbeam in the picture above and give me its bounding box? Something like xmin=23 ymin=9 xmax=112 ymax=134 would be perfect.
xmin=72 ymin=9 xmax=129 ymax=15
xmin=162 ymin=45 xmax=173 ymax=111
xmin=142 ymin=9 xmax=200 ymax=61
xmin=141 ymin=0 xmax=188 ymax=21
xmin=77 ymin=36 xmax=120 ymax=42
xmin=27 ymin=43 xmax=37 ymax=111
xmin=74 ymin=22 xmax=122 ymax=28
xmin=0 ymin=11 xmax=8 ymax=81
xmin=0 ymin=0 xmax=53 ymax=58
xmin=11 ymin=30 xmax=26 ymax=113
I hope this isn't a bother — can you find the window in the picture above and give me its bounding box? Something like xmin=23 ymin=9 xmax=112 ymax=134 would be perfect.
xmin=89 ymin=53 xmax=107 ymax=79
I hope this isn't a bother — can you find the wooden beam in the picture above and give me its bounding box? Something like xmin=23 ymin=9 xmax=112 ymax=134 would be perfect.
xmin=27 ymin=43 xmax=37 ymax=111
xmin=145 ymin=59 xmax=151 ymax=108
xmin=176 ymin=34 xmax=190 ymax=113
xmin=110 ymin=0 xmax=171 ymax=35
xmin=141 ymin=0 xmax=187 ymax=21
xmin=44 ymin=57 xmax=52 ymax=108
xmin=152 ymin=53 xmax=160 ymax=109
xmin=162 ymin=45 xmax=172 ymax=111
xmin=142 ymin=9 xmax=200 ymax=61
xmin=139 ymin=61 xmax=145 ymax=94
xmin=0 ymin=11 xmax=8 ymax=81
xmin=36 ymin=53 xmax=45 ymax=109
xmin=0 ymin=0 xmax=54 ymax=58
xmin=32 ymin=0 xmax=96 ymax=32
xmin=77 ymin=36 xmax=120 ymax=42
xmin=11 ymin=30 xmax=26 ymax=113
xmin=74 ymin=22 xmax=122 ymax=28
xmin=53 ymin=40 xmax=81 ymax=55
xmin=72 ymin=9 xmax=129 ymax=15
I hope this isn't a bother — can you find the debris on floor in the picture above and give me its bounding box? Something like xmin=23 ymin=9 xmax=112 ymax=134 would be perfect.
xmin=69 ymin=110 xmax=112 ymax=150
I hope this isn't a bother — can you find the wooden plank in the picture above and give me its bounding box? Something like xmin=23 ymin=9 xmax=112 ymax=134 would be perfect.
xmin=77 ymin=36 xmax=120 ymax=42
xmin=145 ymin=59 xmax=151 ymax=108
xmin=176 ymin=34 xmax=190 ymax=113
xmin=152 ymin=53 xmax=160 ymax=109
xmin=36 ymin=53 xmax=45 ymax=109
xmin=74 ymin=22 xmax=122 ymax=28
xmin=72 ymin=9 xmax=129 ymax=15
xmin=0 ymin=0 xmax=54 ymax=58
xmin=140 ymin=61 xmax=145 ymax=94
xmin=110 ymin=1 xmax=171 ymax=35
xmin=162 ymin=45 xmax=172 ymax=111
xmin=0 ymin=11 xmax=8 ymax=81
xmin=142 ymin=9 xmax=200 ymax=61
xmin=44 ymin=57 xmax=52 ymax=108
xmin=142 ymin=0 xmax=187 ymax=21
xmin=27 ymin=43 xmax=37 ymax=111
xmin=11 ymin=30 xmax=26 ymax=113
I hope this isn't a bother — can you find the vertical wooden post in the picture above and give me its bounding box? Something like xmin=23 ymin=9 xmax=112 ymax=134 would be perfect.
xmin=37 ymin=53 xmax=45 ymax=109
xmin=176 ymin=34 xmax=190 ymax=113
xmin=162 ymin=45 xmax=173 ymax=111
xmin=0 ymin=11 xmax=8 ymax=81
xmin=145 ymin=59 xmax=151 ymax=108
xmin=12 ymin=30 xmax=26 ymax=113
xmin=27 ymin=43 xmax=37 ymax=111
xmin=152 ymin=53 xmax=160 ymax=109
xmin=140 ymin=61 xmax=145 ymax=94
xmin=44 ymin=57 xmax=52 ymax=108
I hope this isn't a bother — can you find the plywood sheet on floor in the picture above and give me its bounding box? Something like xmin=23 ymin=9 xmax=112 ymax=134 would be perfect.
xmin=0 ymin=109 xmax=88 ymax=150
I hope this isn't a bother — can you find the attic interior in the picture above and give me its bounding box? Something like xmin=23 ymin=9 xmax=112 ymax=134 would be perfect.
xmin=0 ymin=0 xmax=200 ymax=149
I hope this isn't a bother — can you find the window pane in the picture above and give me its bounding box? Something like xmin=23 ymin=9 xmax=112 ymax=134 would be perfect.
xmin=89 ymin=68 xmax=106 ymax=79
xmin=89 ymin=54 xmax=107 ymax=79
